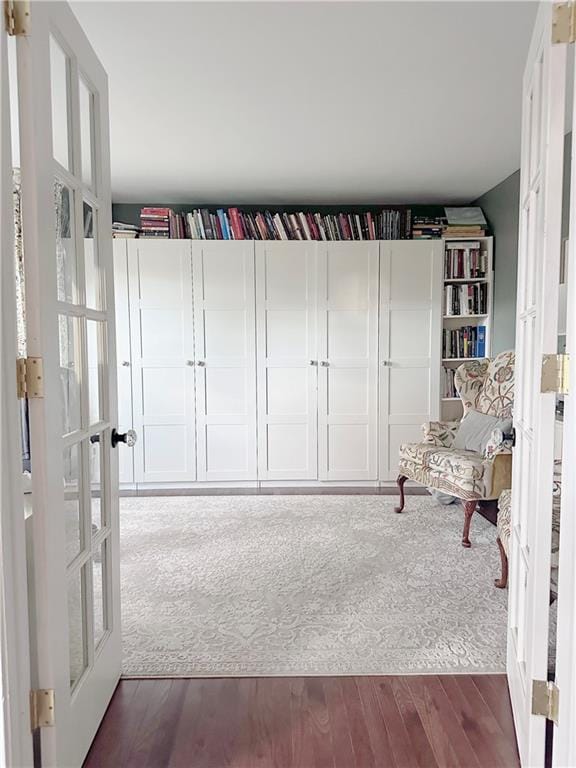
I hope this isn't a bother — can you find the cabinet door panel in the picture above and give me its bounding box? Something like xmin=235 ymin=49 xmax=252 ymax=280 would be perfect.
xmin=129 ymin=240 xmax=196 ymax=483
xmin=318 ymin=243 xmax=379 ymax=480
xmin=256 ymin=243 xmax=318 ymax=480
xmin=379 ymin=241 xmax=442 ymax=481
xmin=113 ymin=241 xmax=134 ymax=483
xmin=193 ymin=242 xmax=257 ymax=481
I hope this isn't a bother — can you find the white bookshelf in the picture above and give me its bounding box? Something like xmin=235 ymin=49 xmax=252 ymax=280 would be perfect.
xmin=440 ymin=236 xmax=494 ymax=421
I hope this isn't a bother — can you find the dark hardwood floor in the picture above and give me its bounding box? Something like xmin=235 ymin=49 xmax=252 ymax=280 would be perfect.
xmin=83 ymin=675 xmax=519 ymax=768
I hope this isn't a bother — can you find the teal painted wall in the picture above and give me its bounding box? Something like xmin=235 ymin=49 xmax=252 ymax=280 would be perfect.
xmin=473 ymin=132 xmax=571 ymax=355
xmin=473 ymin=171 xmax=520 ymax=354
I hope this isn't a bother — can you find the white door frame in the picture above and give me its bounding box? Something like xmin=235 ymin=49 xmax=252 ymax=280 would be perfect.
xmin=0 ymin=20 xmax=34 ymax=768
xmin=552 ymin=38 xmax=576 ymax=768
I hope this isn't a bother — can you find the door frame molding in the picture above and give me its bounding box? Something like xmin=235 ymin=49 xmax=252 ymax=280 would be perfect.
xmin=0 ymin=23 xmax=34 ymax=768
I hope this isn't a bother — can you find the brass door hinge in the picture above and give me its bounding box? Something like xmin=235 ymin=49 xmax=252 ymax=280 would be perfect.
xmin=30 ymin=689 xmax=55 ymax=730
xmin=541 ymin=353 xmax=569 ymax=395
xmin=532 ymin=680 xmax=559 ymax=724
xmin=553 ymin=2 xmax=576 ymax=43
xmin=4 ymin=0 xmax=30 ymax=35
xmin=16 ymin=357 xmax=44 ymax=399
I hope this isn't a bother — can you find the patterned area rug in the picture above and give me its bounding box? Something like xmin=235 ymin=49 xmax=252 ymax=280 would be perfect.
xmin=120 ymin=495 xmax=507 ymax=677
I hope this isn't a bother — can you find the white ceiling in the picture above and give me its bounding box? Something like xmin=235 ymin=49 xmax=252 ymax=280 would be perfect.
xmin=71 ymin=1 xmax=537 ymax=204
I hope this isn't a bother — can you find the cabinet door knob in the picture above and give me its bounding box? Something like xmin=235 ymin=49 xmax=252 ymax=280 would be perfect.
xmin=320 ymin=360 xmax=329 ymax=367
xmin=122 ymin=361 xmax=130 ymax=367
xmin=196 ymin=360 xmax=206 ymax=367
xmin=309 ymin=360 xmax=318 ymax=366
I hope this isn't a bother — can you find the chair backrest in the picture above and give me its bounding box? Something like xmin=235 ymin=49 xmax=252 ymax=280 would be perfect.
xmin=455 ymin=350 xmax=515 ymax=420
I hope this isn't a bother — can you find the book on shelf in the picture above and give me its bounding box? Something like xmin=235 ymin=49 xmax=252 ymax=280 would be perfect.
xmin=442 ymin=366 xmax=458 ymax=399
xmin=443 ymin=325 xmax=487 ymax=359
xmin=444 ymin=241 xmax=488 ymax=279
xmin=112 ymin=221 xmax=139 ymax=239
xmin=443 ymin=226 xmax=486 ymax=237
xmin=444 ymin=283 xmax=488 ymax=315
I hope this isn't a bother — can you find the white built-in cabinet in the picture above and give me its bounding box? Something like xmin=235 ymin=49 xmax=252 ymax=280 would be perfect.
xmin=114 ymin=237 xmax=443 ymax=488
xmin=113 ymin=241 xmax=134 ymax=484
xmin=317 ymin=242 xmax=379 ymax=480
xmin=192 ymin=242 xmax=257 ymax=481
xmin=256 ymin=242 xmax=318 ymax=480
xmin=379 ymin=241 xmax=442 ymax=480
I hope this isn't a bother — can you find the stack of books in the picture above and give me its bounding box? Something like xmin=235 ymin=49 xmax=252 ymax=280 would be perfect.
xmin=140 ymin=207 xmax=171 ymax=238
xmin=412 ymin=216 xmax=444 ymax=239
xmin=444 ymin=283 xmax=488 ymax=315
xmin=443 ymin=325 xmax=486 ymax=359
xmin=443 ymin=207 xmax=487 ymax=238
xmin=444 ymin=242 xmax=487 ymax=279
xmin=442 ymin=367 xmax=458 ymax=398
xmin=112 ymin=222 xmax=139 ymax=239
xmin=181 ymin=207 xmax=411 ymax=241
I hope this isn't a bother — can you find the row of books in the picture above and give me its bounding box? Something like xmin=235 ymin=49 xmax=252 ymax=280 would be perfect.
xmin=180 ymin=207 xmax=413 ymax=241
xmin=443 ymin=325 xmax=486 ymax=359
xmin=117 ymin=208 xmax=414 ymax=241
xmin=442 ymin=367 xmax=458 ymax=399
xmin=444 ymin=242 xmax=488 ymax=279
xmin=444 ymin=283 xmax=488 ymax=316
xmin=412 ymin=216 xmax=443 ymax=239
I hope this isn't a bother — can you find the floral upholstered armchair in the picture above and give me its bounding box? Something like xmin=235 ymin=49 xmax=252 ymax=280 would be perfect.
xmin=395 ymin=351 xmax=515 ymax=547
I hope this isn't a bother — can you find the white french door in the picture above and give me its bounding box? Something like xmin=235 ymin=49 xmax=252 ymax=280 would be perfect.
xmin=379 ymin=240 xmax=442 ymax=481
xmin=317 ymin=242 xmax=379 ymax=481
xmin=256 ymin=241 xmax=318 ymax=480
xmin=553 ymin=35 xmax=576 ymax=768
xmin=129 ymin=239 xmax=196 ymax=483
xmin=17 ymin=3 xmax=122 ymax=765
xmin=192 ymin=241 xmax=257 ymax=481
xmin=507 ymin=3 xmax=566 ymax=765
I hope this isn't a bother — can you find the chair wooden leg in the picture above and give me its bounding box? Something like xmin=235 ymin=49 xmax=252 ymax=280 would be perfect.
xmin=462 ymin=500 xmax=477 ymax=548
xmin=494 ymin=537 xmax=508 ymax=588
xmin=394 ymin=475 xmax=407 ymax=513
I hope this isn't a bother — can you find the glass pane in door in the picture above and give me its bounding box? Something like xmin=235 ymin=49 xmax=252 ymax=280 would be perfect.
xmin=79 ymin=78 xmax=94 ymax=188
xmin=92 ymin=540 xmax=108 ymax=649
xmin=67 ymin=565 xmax=87 ymax=689
xmin=87 ymin=319 xmax=104 ymax=424
xmin=89 ymin=435 xmax=103 ymax=535
xmin=49 ymin=36 xmax=71 ymax=170
xmin=55 ymin=182 xmax=78 ymax=304
xmin=59 ymin=314 xmax=81 ymax=435
xmin=84 ymin=201 xmax=103 ymax=309
xmin=63 ymin=443 xmax=82 ymax=564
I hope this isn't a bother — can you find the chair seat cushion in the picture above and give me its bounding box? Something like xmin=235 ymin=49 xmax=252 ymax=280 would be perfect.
xmin=399 ymin=442 xmax=490 ymax=500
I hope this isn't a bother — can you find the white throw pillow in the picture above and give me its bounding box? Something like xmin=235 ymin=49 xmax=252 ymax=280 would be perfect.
xmin=453 ymin=409 xmax=512 ymax=454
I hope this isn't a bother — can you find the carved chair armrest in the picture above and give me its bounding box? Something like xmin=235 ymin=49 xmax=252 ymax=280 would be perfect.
xmin=422 ymin=420 xmax=460 ymax=448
